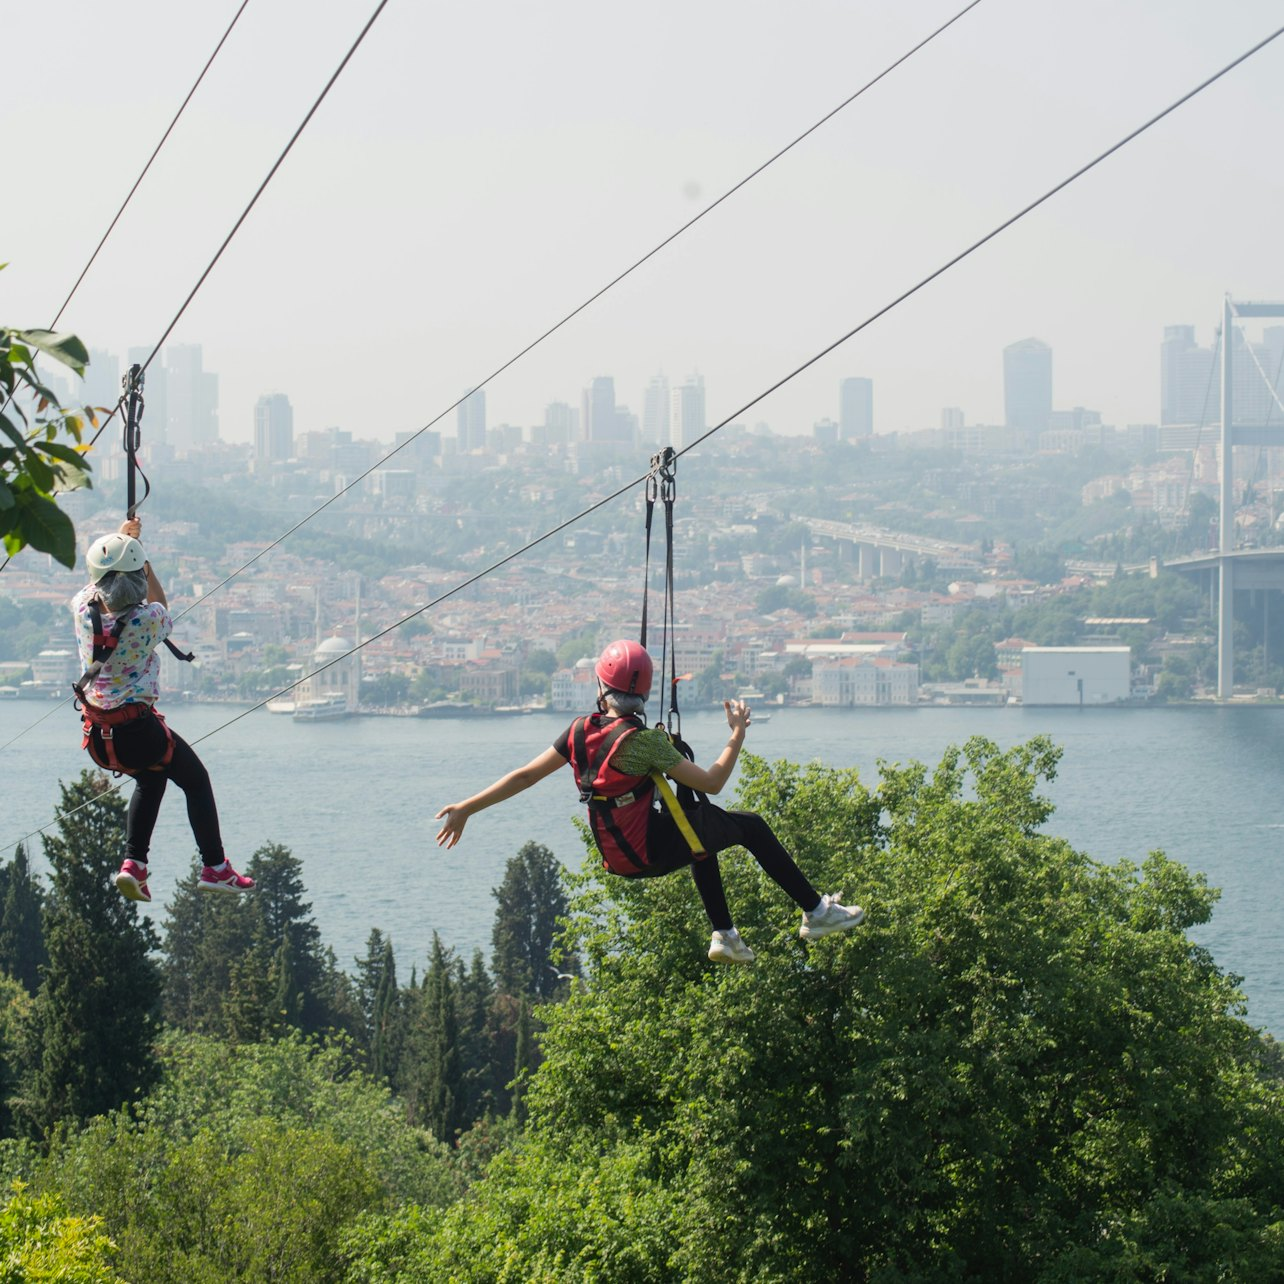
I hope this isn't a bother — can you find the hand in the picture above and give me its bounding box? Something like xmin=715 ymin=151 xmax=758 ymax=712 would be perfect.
xmin=434 ymin=804 xmax=469 ymax=848
xmin=724 ymin=698 xmax=751 ymax=734
xmin=119 ymin=518 xmax=141 ymax=539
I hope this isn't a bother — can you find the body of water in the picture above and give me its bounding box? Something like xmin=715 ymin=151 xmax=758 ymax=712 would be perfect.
xmin=1 ymin=699 xmax=1280 ymax=1035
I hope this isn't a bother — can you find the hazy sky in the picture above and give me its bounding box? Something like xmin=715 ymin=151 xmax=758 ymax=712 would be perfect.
xmin=8 ymin=0 xmax=1284 ymax=449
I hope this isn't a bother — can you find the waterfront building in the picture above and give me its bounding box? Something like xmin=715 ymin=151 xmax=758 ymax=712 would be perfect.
xmin=811 ymin=656 xmax=919 ymax=706
xmin=1021 ymin=646 xmax=1130 ymax=706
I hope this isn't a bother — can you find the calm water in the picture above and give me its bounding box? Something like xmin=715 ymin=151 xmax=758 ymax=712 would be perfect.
xmin=1 ymin=700 xmax=1280 ymax=1035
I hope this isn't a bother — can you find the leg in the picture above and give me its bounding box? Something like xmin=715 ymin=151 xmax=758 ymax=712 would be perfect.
xmin=642 ymin=812 xmax=733 ymax=931
xmin=161 ymin=734 xmax=225 ymax=866
xmin=105 ymin=715 xmax=173 ymax=866
xmin=686 ymin=804 xmax=821 ymax=912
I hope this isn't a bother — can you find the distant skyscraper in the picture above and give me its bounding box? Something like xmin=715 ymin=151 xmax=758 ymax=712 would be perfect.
xmin=83 ymin=348 xmax=120 ymax=414
xmin=670 ymin=373 xmax=705 ymax=450
xmin=581 ymin=376 xmax=621 ymax=442
xmin=254 ymin=393 xmax=294 ymax=462
xmin=542 ymin=401 xmax=577 ymax=444
xmin=941 ymin=407 xmax=965 ymax=430
xmin=165 ymin=344 xmax=218 ymax=449
xmin=457 ymin=387 xmax=486 ymax=451
xmin=1003 ymin=338 xmax=1052 ymax=443
xmin=1161 ymin=325 xmax=1217 ymax=426
xmin=642 ymin=375 xmax=670 ymax=445
xmin=839 ymin=377 xmax=873 ymax=439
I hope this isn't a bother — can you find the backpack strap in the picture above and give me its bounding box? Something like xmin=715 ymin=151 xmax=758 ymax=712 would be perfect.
xmin=572 ymin=715 xmax=642 ymax=804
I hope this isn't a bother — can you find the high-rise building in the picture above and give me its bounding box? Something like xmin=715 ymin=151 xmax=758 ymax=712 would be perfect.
xmin=457 ymin=388 xmax=486 ymax=451
xmin=941 ymin=407 xmax=965 ymax=430
xmin=254 ymin=393 xmax=294 ymax=462
xmin=128 ymin=346 xmax=166 ymax=442
xmin=541 ymin=401 xmax=577 ymax=445
xmin=839 ymin=377 xmax=873 ymax=439
xmin=670 ymin=373 xmax=705 ymax=450
xmin=1160 ymin=324 xmax=1278 ymax=428
xmin=83 ymin=348 xmax=120 ymax=414
xmin=164 ymin=344 xmax=218 ymax=449
xmin=1161 ymin=326 xmax=1217 ymax=426
xmin=581 ymin=376 xmax=621 ymax=442
xmin=642 ymin=375 xmax=670 ymax=445
xmin=1003 ymin=338 xmax=1052 ymax=443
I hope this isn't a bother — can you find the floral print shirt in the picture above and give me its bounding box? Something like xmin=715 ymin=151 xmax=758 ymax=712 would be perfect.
xmin=70 ymin=584 xmax=171 ymax=709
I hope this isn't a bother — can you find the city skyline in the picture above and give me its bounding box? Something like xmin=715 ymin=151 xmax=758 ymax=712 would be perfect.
xmin=8 ymin=1 xmax=1284 ymax=453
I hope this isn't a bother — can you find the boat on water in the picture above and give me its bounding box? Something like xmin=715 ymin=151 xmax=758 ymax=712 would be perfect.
xmin=293 ymin=695 xmax=350 ymax=721
xmin=265 ymin=698 xmax=296 ymax=715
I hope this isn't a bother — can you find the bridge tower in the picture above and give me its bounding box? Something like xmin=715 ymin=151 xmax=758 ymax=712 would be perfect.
xmin=1217 ymin=297 xmax=1284 ymax=698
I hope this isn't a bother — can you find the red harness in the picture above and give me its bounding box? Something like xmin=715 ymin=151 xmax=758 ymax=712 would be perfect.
xmin=78 ymin=701 xmax=175 ymax=776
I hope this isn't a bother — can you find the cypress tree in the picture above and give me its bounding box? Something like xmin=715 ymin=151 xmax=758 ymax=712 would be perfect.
xmin=20 ymin=771 xmax=160 ymax=1137
xmin=491 ymin=841 xmax=576 ymax=1001
xmin=410 ymin=934 xmax=462 ymax=1143
xmin=160 ymin=860 xmax=256 ymax=1034
xmin=370 ymin=936 xmax=401 ymax=1084
xmin=0 ymin=843 xmax=47 ymax=995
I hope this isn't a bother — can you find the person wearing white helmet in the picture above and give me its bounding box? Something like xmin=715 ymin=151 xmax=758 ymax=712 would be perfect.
xmin=435 ymin=639 xmax=864 ymax=965
xmin=71 ymin=517 xmax=254 ymax=904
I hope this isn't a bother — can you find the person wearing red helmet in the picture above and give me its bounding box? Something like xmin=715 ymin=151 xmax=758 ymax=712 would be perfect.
xmin=71 ymin=516 xmax=254 ymax=905
xmin=435 ymin=639 xmax=864 ymax=964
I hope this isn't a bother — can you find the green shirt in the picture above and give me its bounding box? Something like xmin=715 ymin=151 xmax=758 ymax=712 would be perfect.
xmin=611 ymin=726 xmax=684 ymax=777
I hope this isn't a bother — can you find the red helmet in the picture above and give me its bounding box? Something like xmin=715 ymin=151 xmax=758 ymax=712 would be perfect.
xmin=595 ymin=639 xmax=653 ymax=699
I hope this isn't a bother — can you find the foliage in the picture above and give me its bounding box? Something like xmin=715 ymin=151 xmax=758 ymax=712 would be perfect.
xmin=0 ymin=844 xmax=46 ymax=995
xmin=0 ymin=1182 xmax=121 ymax=1283
xmin=405 ymin=741 xmax=1284 ymax=1281
xmin=0 ymin=304 xmax=95 ymax=567
xmin=0 ymin=596 xmax=58 ymax=664
xmin=161 ymin=844 xmax=359 ymax=1043
xmin=491 ymin=841 xmax=576 ymax=1002
xmin=20 ymin=773 xmax=160 ymax=1138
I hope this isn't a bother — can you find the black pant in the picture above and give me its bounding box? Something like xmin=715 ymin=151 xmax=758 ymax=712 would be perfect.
xmin=89 ymin=712 xmax=224 ymax=867
xmin=632 ymin=800 xmax=820 ymax=933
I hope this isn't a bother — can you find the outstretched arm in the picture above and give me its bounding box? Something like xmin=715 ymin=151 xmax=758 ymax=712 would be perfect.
xmin=434 ymin=746 xmax=566 ymax=848
xmin=665 ymin=699 xmax=750 ymax=796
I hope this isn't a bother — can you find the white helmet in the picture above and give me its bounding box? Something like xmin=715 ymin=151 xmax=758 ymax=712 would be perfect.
xmin=85 ymin=533 xmax=145 ymax=583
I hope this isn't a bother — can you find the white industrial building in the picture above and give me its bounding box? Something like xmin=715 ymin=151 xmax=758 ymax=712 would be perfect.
xmin=1021 ymin=646 xmax=1131 ymax=706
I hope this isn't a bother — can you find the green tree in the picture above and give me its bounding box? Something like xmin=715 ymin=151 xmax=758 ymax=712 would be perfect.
xmin=401 ymin=741 xmax=1284 ymax=1280
xmin=159 ymin=861 xmax=257 ymax=1035
xmin=0 ymin=1182 xmax=121 ymax=1282
xmin=0 ymin=308 xmax=95 ymax=567
xmin=404 ymin=935 xmax=464 ymax=1144
xmin=21 ymin=772 xmax=160 ymax=1137
xmin=0 ymin=843 xmax=47 ymax=995
xmin=491 ymin=841 xmax=575 ymax=1002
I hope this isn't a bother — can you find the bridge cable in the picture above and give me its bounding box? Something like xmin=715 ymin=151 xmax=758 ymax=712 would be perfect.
xmin=4 ymin=17 xmax=1282 ymax=852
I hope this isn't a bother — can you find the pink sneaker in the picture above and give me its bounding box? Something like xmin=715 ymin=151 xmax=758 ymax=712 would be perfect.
xmin=198 ymin=861 xmax=255 ymax=893
xmin=114 ymin=859 xmax=151 ymax=903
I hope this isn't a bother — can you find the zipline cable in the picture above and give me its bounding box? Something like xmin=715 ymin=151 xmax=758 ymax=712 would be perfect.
xmin=158 ymin=0 xmax=986 ymax=623
xmin=52 ymin=0 xmax=255 ymax=334
xmin=4 ymin=18 xmax=1281 ymax=853
xmin=83 ymin=0 xmax=392 ymax=455
xmin=675 ymin=23 xmax=1284 ymax=465
xmin=0 ymin=0 xmax=254 ymax=537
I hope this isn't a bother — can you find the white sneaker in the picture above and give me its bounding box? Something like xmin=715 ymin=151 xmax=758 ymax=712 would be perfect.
xmin=708 ymin=929 xmax=755 ymax=965
xmin=800 ymin=893 xmax=865 ymax=941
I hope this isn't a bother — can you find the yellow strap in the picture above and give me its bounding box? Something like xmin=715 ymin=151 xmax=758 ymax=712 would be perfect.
xmin=650 ymin=772 xmax=706 ymax=855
